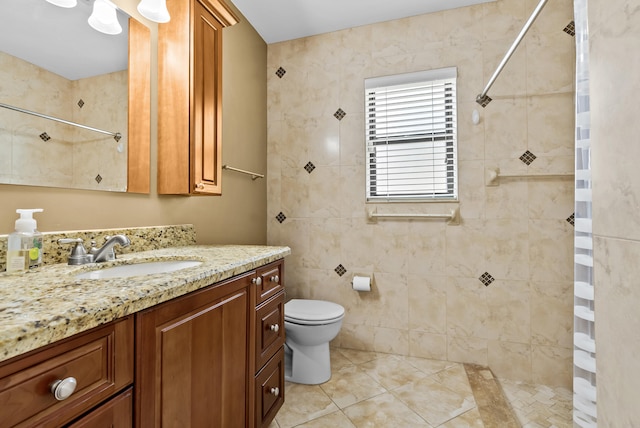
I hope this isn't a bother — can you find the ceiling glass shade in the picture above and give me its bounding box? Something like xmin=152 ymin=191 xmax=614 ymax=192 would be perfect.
xmin=137 ymin=0 xmax=170 ymax=23
xmin=45 ymin=0 xmax=77 ymax=7
xmin=88 ymin=0 xmax=122 ymax=35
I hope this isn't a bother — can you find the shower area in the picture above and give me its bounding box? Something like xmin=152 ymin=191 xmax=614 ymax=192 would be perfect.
xmin=475 ymin=0 xmax=595 ymax=425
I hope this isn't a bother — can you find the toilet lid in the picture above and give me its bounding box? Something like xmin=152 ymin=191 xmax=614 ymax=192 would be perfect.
xmin=285 ymin=299 xmax=345 ymax=322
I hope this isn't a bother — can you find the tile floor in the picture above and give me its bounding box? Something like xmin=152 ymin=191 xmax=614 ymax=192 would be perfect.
xmin=268 ymin=348 xmax=573 ymax=428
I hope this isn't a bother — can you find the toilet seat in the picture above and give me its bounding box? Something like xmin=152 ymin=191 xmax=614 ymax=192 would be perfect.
xmin=285 ymin=299 xmax=345 ymax=325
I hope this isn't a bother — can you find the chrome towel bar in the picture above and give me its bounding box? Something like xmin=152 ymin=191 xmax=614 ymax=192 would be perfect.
xmin=222 ymin=165 xmax=264 ymax=180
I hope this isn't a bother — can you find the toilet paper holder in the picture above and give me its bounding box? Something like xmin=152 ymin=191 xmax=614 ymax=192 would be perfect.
xmin=351 ymin=275 xmax=371 ymax=292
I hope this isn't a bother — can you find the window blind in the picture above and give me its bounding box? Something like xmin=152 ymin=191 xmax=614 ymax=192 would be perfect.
xmin=365 ymin=67 xmax=458 ymax=202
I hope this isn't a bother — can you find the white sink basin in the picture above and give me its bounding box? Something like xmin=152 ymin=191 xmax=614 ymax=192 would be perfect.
xmin=75 ymin=260 xmax=202 ymax=280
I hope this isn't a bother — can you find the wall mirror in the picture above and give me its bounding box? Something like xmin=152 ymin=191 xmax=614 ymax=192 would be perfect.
xmin=0 ymin=0 xmax=150 ymax=193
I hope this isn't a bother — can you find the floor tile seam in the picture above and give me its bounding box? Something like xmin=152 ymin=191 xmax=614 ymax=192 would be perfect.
xmin=349 ymin=364 xmax=391 ymax=392
xmin=384 ymin=382 xmax=478 ymax=427
xmin=327 ymin=388 xmax=389 ymax=411
xmin=403 ymin=360 xmax=463 ymax=377
xmin=432 ymin=406 xmax=483 ymax=428
xmin=333 ymin=390 xmax=434 ymax=428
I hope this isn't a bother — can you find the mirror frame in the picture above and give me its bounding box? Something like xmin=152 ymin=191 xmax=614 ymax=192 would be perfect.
xmin=127 ymin=18 xmax=151 ymax=194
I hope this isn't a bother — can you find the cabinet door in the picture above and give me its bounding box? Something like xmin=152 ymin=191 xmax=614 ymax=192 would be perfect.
xmin=135 ymin=274 xmax=252 ymax=427
xmin=192 ymin=0 xmax=223 ymax=195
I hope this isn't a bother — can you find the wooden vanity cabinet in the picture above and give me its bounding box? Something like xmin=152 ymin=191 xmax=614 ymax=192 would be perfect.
xmin=135 ymin=272 xmax=253 ymax=427
xmin=0 ymin=258 xmax=286 ymax=428
xmin=0 ymin=317 xmax=134 ymax=428
xmin=157 ymin=0 xmax=238 ymax=195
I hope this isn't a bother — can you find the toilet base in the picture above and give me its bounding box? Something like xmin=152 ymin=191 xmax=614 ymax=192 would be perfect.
xmin=284 ymin=341 xmax=332 ymax=385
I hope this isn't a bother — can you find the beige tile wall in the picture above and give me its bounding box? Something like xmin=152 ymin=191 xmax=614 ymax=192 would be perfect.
xmin=267 ymin=0 xmax=575 ymax=387
xmin=590 ymin=0 xmax=640 ymax=424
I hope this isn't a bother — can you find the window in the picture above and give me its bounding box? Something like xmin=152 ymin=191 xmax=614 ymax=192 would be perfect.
xmin=365 ymin=67 xmax=458 ymax=202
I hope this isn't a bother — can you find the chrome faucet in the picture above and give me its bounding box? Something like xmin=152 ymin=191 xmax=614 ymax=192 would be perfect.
xmin=90 ymin=234 xmax=131 ymax=263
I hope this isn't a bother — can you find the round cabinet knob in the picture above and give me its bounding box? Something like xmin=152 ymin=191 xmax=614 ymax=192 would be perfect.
xmin=252 ymin=277 xmax=262 ymax=286
xmin=51 ymin=377 xmax=77 ymax=401
xmin=270 ymin=324 xmax=280 ymax=332
xmin=195 ymin=183 xmax=205 ymax=190
xmin=270 ymin=275 xmax=280 ymax=283
xmin=270 ymin=387 xmax=279 ymax=396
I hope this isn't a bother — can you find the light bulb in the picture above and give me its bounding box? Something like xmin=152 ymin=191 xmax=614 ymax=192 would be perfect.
xmin=88 ymin=0 xmax=122 ymax=35
xmin=137 ymin=0 xmax=170 ymax=23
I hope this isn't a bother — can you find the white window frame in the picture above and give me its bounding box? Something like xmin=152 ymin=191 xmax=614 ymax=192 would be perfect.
xmin=365 ymin=67 xmax=458 ymax=202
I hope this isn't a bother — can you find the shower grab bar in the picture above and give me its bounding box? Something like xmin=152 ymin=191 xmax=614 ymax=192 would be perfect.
xmin=486 ymin=167 xmax=574 ymax=186
xmin=367 ymin=207 xmax=460 ymax=225
xmin=0 ymin=102 xmax=121 ymax=141
xmin=475 ymin=0 xmax=550 ymax=107
xmin=222 ymin=164 xmax=264 ymax=180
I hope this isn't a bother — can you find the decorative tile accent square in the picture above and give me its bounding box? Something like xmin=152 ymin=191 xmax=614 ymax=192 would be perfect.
xmin=334 ymin=108 xmax=346 ymax=120
xmin=304 ymin=162 xmax=316 ymax=173
xmin=95 ymin=174 xmax=103 ymax=183
xmin=476 ymin=94 xmax=492 ymax=108
xmin=566 ymin=213 xmax=575 ymax=226
xmin=563 ymin=21 xmax=576 ymax=37
xmin=479 ymin=272 xmax=495 ymax=287
xmin=39 ymin=132 xmax=50 ymax=141
xmin=335 ymin=264 xmax=347 ymax=277
xmin=77 ymin=99 xmax=85 ymax=108
xmin=519 ymin=150 xmax=537 ymax=165
xmin=276 ymin=212 xmax=287 ymax=223
xmin=275 ymin=67 xmax=286 ymax=78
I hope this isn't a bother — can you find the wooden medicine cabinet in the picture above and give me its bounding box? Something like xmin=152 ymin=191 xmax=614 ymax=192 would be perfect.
xmin=157 ymin=0 xmax=238 ymax=195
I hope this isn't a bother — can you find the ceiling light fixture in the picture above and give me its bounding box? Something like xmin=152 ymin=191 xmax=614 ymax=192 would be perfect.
xmin=45 ymin=0 xmax=78 ymax=7
xmin=88 ymin=0 xmax=122 ymax=35
xmin=137 ymin=0 xmax=170 ymax=23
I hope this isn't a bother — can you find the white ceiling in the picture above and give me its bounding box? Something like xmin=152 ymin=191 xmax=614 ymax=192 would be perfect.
xmin=0 ymin=0 xmax=128 ymax=81
xmin=231 ymin=0 xmax=496 ymax=44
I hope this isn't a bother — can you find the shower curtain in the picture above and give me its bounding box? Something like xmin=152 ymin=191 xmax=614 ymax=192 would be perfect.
xmin=573 ymin=0 xmax=596 ymax=426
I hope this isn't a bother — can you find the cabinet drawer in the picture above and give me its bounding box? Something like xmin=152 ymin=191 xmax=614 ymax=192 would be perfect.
xmin=256 ymin=260 xmax=284 ymax=306
xmin=255 ymin=292 xmax=285 ymax=371
xmin=0 ymin=317 xmax=134 ymax=428
xmin=67 ymin=387 xmax=132 ymax=428
xmin=255 ymin=348 xmax=284 ymax=428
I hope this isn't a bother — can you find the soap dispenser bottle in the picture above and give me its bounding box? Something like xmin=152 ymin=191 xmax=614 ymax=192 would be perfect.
xmin=6 ymin=209 xmax=44 ymax=273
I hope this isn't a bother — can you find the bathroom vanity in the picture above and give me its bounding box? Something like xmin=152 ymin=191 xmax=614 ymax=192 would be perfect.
xmin=0 ymin=245 xmax=289 ymax=427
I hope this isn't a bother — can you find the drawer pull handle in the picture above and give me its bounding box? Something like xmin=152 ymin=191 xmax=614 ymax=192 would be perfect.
xmin=270 ymin=323 xmax=280 ymax=333
xmin=270 ymin=275 xmax=280 ymax=283
xmin=252 ymin=277 xmax=262 ymax=286
xmin=270 ymin=387 xmax=280 ymax=396
xmin=51 ymin=377 xmax=77 ymax=401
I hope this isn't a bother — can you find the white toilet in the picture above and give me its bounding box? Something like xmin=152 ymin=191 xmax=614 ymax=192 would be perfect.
xmin=284 ymin=299 xmax=345 ymax=385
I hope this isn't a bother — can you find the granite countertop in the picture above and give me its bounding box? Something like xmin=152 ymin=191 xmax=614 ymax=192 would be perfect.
xmin=0 ymin=245 xmax=291 ymax=363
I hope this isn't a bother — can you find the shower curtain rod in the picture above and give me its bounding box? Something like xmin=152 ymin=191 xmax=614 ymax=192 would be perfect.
xmin=0 ymin=102 xmax=121 ymax=141
xmin=476 ymin=0 xmax=550 ymax=107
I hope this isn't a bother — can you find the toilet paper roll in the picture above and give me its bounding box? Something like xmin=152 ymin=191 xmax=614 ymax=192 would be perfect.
xmin=352 ymin=276 xmax=371 ymax=292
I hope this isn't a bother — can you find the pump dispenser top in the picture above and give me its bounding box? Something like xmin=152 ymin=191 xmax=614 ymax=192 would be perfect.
xmin=15 ymin=209 xmax=43 ymax=233
xmin=6 ymin=208 xmax=44 ymax=273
